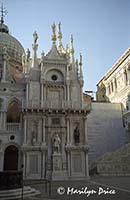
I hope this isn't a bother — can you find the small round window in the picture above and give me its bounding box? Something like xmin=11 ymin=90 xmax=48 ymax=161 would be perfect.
xmin=51 ymin=75 xmax=57 ymax=81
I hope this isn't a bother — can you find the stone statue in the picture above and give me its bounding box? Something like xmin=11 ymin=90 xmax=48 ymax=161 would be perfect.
xmin=33 ymin=31 xmax=38 ymax=44
xmin=73 ymin=125 xmax=80 ymax=144
xmin=31 ymin=121 xmax=38 ymax=145
xmin=53 ymin=133 xmax=61 ymax=153
xmin=26 ymin=48 xmax=30 ymax=62
xmin=31 ymin=131 xmax=37 ymax=145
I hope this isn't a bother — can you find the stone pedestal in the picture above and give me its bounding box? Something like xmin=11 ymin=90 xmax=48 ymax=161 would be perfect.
xmin=52 ymin=153 xmax=67 ymax=180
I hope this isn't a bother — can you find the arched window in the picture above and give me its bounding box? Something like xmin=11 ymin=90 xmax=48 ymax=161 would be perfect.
xmin=4 ymin=145 xmax=18 ymax=171
xmin=7 ymin=101 xmax=21 ymax=123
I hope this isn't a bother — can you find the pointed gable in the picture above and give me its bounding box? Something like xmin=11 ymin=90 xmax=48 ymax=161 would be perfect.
xmin=45 ymin=44 xmax=63 ymax=60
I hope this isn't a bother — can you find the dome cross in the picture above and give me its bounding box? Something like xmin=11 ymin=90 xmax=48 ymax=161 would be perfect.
xmin=0 ymin=3 xmax=8 ymax=24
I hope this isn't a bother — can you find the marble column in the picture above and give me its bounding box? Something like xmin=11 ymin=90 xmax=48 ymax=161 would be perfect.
xmin=42 ymin=117 xmax=46 ymax=145
xmin=66 ymin=84 xmax=70 ymax=101
xmin=0 ymin=152 xmax=4 ymax=171
xmin=84 ymin=116 xmax=88 ymax=144
xmin=38 ymin=118 xmax=42 ymax=144
xmin=23 ymin=152 xmax=26 ymax=178
xmin=66 ymin=118 xmax=70 ymax=144
xmin=26 ymin=82 xmax=29 ymax=106
xmin=41 ymin=152 xmax=45 ymax=178
xmin=24 ymin=116 xmax=27 ymax=144
xmin=41 ymin=83 xmax=44 ymax=107
xmin=3 ymin=112 xmax=6 ymax=131
xmin=67 ymin=153 xmax=71 ymax=176
xmin=85 ymin=151 xmax=89 ymax=177
xmin=44 ymin=85 xmax=46 ymax=101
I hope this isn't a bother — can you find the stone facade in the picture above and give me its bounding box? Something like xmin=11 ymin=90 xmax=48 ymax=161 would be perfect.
xmin=0 ymin=19 xmax=90 ymax=180
xmin=95 ymin=48 xmax=130 ymax=176
xmin=87 ymin=102 xmax=128 ymax=164
xmin=96 ymin=47 xmax=130 ymax=145
xmin=96 ymin=48 xmax=130 ymax=109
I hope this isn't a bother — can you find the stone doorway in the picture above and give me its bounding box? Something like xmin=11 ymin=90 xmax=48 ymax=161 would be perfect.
xmin=4 ymin=145 xmax=18 ymax=171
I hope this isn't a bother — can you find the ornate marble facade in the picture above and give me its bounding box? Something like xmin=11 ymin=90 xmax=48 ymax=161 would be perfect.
xmin=0 ymin=14 xmax=90 ymax=180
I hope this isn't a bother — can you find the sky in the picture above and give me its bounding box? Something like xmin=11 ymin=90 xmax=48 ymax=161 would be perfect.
xmin=2 ymin=0 xmax=130 ymax=93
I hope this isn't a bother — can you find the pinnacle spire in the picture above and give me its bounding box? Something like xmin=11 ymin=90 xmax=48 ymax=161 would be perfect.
xmin=0 ymin=2 xmax=7 ymax=24
xmin=70 ymin=34 xmax=74 ymax=54
xmin=58 ymin=22 xmax=62 ymax=39
xmin=51 ymin=22 xmax=56 ymax=44
xmin=57 ymin=22 xmax=65 ymax=53
xmin=79 ymin=53 xmax=83 ymax=79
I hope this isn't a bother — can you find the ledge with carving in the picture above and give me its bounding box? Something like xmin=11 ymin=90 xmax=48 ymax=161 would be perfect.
xmin=21 ymin=143 xmax=48 ymax=151
xmin=65 ymin=144 xmax=89 ymax=152
xmin=22 ymin=100 xmax=91 ymax=113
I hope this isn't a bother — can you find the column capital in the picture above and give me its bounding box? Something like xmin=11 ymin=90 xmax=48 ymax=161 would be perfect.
xmin=84 ymin=116 xmax=87 ymax=120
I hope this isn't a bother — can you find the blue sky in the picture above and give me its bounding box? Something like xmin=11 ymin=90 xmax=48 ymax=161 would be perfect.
xmin=3 ymin=0 xmax=130 ymax=92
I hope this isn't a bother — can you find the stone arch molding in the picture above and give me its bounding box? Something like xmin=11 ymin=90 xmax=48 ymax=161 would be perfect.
xmin=3 ymin=142 xmax=20 ymax=152
xmin=44 ymin=68 xmax=64 ymax=82
xmin=7 ymin=97 xmax=21 ymax=108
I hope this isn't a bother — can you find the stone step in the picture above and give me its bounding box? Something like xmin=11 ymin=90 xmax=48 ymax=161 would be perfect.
xmin=0 ymin=186 xmax=40 ymax=200
xmin=97 ymin=143 xmax=130 ymax=176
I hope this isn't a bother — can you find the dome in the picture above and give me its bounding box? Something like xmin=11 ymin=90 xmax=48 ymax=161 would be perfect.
xmin=0 ymin=22 xmax=25 ymax=63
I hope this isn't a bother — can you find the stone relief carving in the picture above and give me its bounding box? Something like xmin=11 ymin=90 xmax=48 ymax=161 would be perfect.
xmin=52 ymin=133 xmax=61 ymax=153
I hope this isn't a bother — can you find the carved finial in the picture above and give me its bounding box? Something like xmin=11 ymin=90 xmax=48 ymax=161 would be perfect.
xmin=58 ymin=22 xmax=62 ymax=39
xmin=41 ymin=51 xmax=44 ymax=59
xmin=76 ymin=59 xmax=79 ymax=79
xmin=79 ymin=53 xmax=82 ymax=66
xmin=51 ymin=22 xmax=56 ymax=44
xmin=33 ymin=31 xmax=38 ymax=45
xmin=0 ymin=2 xmax=7 ymax=24
xmin=70 ymin=34 xmax=74 ymax=54
xmin=57 ymin=22 xmax=65 ymax=53
xmin=70 ymin=34 xmax=73 ymax=44
xmin=79 ymin=53 xmax=83 ymax=79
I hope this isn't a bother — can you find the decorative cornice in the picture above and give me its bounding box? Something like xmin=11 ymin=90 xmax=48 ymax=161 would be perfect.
xmin=97 ymin=47 xmax=130 ymax=84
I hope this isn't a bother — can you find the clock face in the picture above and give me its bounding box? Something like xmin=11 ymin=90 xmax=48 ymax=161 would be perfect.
xmin=51 ymin=74 xmax=58 ymax=81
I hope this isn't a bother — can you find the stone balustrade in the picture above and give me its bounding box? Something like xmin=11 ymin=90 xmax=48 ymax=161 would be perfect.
xmin=7 ymin=123 xmax=21 ymax=132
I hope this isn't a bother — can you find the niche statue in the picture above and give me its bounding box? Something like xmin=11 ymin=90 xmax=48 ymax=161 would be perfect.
xmin=73 ymin=125 xmax=80 ymax=144
xmin=53 ymin=133 xmax=61 ymax=153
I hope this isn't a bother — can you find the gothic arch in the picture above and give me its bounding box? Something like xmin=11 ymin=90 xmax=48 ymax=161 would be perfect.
xmin=7 ymin=98 xmax=21 ymax=123
xmin=3 ymin=144 xmax=19 ymax=171
xmin=7 ymin=97 xmax=21 ymax=107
